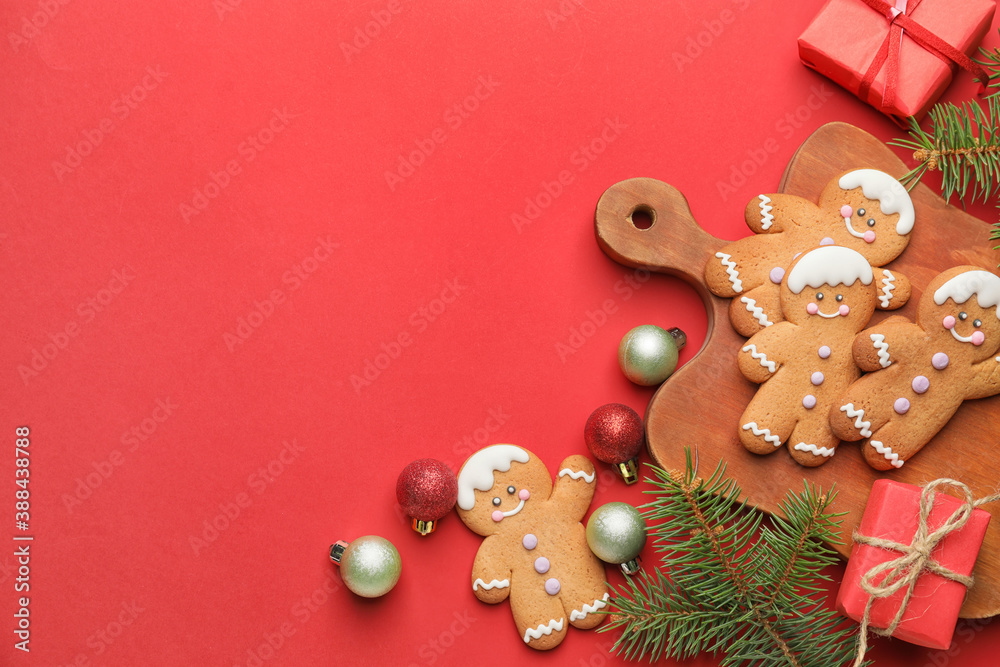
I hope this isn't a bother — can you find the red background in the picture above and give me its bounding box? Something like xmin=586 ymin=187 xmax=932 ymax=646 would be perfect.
xmin=2 ymin=0 xmax=999 ymax=665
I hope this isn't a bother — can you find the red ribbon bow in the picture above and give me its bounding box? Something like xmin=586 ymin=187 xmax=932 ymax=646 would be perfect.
xmin=857 ymin=0 xmax=990 ymax=112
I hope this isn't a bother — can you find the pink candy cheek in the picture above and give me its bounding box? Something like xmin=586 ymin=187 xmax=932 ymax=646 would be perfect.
xmin=518 ymin=489 xmax=530 ymax=500
xmin=806 ymin=303 xmax=819 ymax=315
xmin=840 ymin=205 xmax=853 ymax=218
xmin=839 ymin=304 xmax=850 ymax=316
xmin=943 ymin=315 xmax=956 ymax=329
xmin=863 ymin=231 xmax=876 ymax=243
xmin=972 ymin=331 xmax=986 ymax=346
xmin=491 ymin=510 xmax=504 ymax=522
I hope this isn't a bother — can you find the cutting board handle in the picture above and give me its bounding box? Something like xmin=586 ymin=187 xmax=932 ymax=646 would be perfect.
xmin=594 ymin=178 xmax=726 ymax=294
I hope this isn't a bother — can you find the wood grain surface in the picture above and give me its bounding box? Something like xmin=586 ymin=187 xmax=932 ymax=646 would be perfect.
xmin=594 ymin=122 xmax=1000 ymax=618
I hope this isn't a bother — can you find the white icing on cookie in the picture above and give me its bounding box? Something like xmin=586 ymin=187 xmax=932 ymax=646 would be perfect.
xmin=933 ymin=270 xmax=1000 ymax=319
xmin=742 ymin=422 xmax=781 ymax=447
xmin=742 ymin=344 xmax=776 ymax=372
xmin=838 ymin=169 xmax=915 ymax=235
xmin=870 ymin=440 xmax=904 ymax=468
xmin=840 ymin=403 xmax=872 ymax=438
xmin=524 ymin=618 xmax=564 ymax=643
xmin=793 ymin=443 xmax=835 ymax=458
xmin=758 ymin=194 xmax=774 ymax=230
xmin=457 ymin=445 xmax=530 ymax=511
xmin=740 ymin=297 xmax=772 ymax=327
xmin=558 ymin=468 xmax=595 ymax=483
xmin=786 ymin=246 xmax=874 ymax=294
xmin=870 ymin=334 xmax=891 ymax=367
xmin=715 ymin=252 xmax=742 ymax=293
xmin=473 ymin=578 xmax=509 ymax=591
xmin=879 ymin=269 xmax=896 ymax=308
xmin=843 ymin=214 xmax=867 ymax=240
xmin=570 ymin=593 xmax=609 ymax=622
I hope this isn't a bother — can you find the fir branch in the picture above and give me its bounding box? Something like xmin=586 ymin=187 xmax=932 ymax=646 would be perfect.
xmin=602 ymin=449 xmax=864 ymax=667
xmin=889 ymin=96 xmax=1000 ymax=204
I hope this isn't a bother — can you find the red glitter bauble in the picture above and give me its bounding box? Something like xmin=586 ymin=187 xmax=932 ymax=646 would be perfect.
xmin=395 ymin=459 xmax=458 ymax=521
xmin=584 ymin=403 xmax=645 ymax=464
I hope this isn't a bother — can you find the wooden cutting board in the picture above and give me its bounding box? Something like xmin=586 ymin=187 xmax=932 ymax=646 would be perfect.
xmin=594 ymin=122 xmax=1000 ymax=618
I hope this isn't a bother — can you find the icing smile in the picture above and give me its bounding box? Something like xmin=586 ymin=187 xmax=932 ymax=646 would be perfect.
xmin=840 ymin=205 xmax=876 ymax=244
xmin=807 ymin=302 xmax=850 ymax=318
xmin=942 ymin=314 xmax=986 ymax=346
xmin=948 ymin=327 xmax=985 ymax=345
xmin=492 ymin=489 xmax=530 ymax=522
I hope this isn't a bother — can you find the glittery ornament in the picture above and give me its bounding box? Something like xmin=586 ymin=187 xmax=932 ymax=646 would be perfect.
xmin=396 ymin=458 xmax=458 ymax=535
xmin=586 ymin=502 xmax=647 ymax=575
xmin=584 ymin=403 xmax=644 ymax=484
xmin=330 ymin=536 xmax=402 ymax=597
xmin=618 ymin=325 xmax=687 ymax=386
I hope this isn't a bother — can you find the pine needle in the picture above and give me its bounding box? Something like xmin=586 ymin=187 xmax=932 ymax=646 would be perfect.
xmin=601 ymin=449 xmax=866 ymax=666
xmin=888 ymin=97 xmax=1000 ymax=204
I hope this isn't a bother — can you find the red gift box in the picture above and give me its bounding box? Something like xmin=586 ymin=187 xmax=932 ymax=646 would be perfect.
xmin=798 ymin=0 xmax=996 ymax=122
xmin=836 ymin=479 xmax=992 ymax=650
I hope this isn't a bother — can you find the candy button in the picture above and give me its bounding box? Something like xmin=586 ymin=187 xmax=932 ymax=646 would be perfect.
xmin=491 ymin=510 xmax=504 ymax=522
xmin=534 ymin=557 xmax=550 ymax=574
xmin=818 ymin=345 xmax=831 ymax=359
xmin=819 ymin=237 xmax=835 ymax=246
xmin=932 ymin=353 xmax=949 ymax=370
xmin=811 ymin=372 xmax=824 ymax=386
xmin=769 ymin=267 xmax=785 ymax=284
xmin=544 ymin=578 xmax=560 ymax=596
xmin=894 ymin=398 xmax=910 ymax=415
xmin=522 ymin=534 xmax=537 ymax=550
xmin=912 ymin=376 xmax=929 ymax=394
xmin=840 ymin=205 xmax=853 ymax=218
xmin=802 ymin=394 xmax=816 ymax=409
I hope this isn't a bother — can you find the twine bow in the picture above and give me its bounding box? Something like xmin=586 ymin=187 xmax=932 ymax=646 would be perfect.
xmin=856 ymin=0 xmax=989 ymax=112
xmin=852 ymin=479 xmax=1000 ymax=666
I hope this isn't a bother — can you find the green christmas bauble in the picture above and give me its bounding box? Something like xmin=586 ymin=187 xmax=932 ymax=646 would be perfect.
xmin=332 ymin=536 xmax=401 ymax=598
xmin=618 ymin=325 xmax=685 ymax=386
xmin=586 ymin=502 xmax=647 ymax=570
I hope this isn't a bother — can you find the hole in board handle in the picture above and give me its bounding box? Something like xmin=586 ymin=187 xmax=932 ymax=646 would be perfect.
xmin=629 ymin=205 xmax=655 ymax=230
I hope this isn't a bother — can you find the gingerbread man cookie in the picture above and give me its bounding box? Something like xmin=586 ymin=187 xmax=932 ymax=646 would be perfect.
xmin=737 ymin=245 xmax=909 ymax=466
xmin=456 ymin=445 xmax=608 ymax=650
xmin=705 ymin=169 xmax=914 ymax=337
xmin=831 ymin=266 xmax=1000 ymax=470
